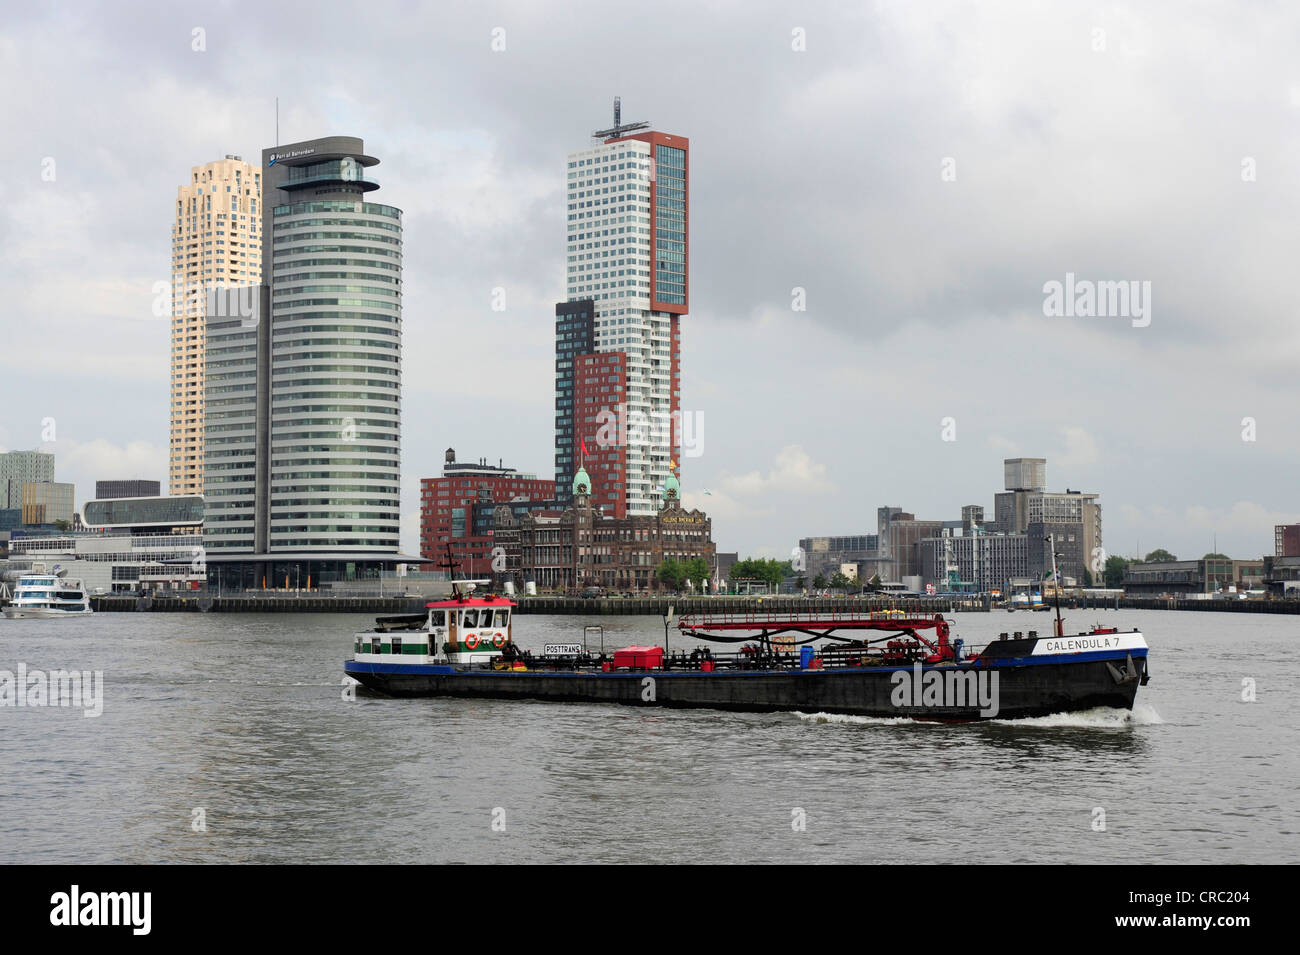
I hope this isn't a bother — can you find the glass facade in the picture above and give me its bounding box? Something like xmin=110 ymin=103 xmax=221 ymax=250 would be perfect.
xmin=204 ymin=316 xmax=259 ymax=551
xmin=83 ymin=495 xmax=205 ymax=529
xmin=0 ymin=450 xmax=55 ymax=509
xmin=203 ymin=139 xmax=405 ymax=569
xmin=653 ymin=144 xmax=686 ymax=306
xmin=205 ymin=558 xmax=390 ymax=591
xmin=268 ymin=199 xmax=402 ymax=554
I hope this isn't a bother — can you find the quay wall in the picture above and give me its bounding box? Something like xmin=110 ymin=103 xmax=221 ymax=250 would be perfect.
xmin=75 ymin=594 xmax=1300 ymax=615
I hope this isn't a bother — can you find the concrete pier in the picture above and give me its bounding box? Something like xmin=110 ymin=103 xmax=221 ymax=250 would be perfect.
xmin=87 ymin=594 xmax=962 ymax=615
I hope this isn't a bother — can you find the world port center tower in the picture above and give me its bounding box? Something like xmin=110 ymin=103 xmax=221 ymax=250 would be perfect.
xmin=202 ymin=136 xmax=420 ymax=588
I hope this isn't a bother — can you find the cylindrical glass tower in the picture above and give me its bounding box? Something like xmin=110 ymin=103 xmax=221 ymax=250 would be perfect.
xmin=268 ymin=147 xmax=402 ymax=555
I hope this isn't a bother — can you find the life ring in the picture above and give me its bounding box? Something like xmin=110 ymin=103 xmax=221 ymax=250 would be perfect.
xmin=463 ymin=634 xmax=480 ymax=650
xmin=492 ymin=633 xmax=506 ymax=649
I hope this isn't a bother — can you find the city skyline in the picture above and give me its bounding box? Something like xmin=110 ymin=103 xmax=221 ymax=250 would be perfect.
xmin=3 ymin=3 xmax=1299 ymax=563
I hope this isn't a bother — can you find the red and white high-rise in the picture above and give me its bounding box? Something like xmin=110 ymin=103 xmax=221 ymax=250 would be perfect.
xmin=562 ymin=97 xmax=688 ymax=517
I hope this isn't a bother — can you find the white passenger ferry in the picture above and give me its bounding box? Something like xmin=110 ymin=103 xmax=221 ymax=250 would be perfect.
xmin=3 ymin=572 xmax=93 ymax=618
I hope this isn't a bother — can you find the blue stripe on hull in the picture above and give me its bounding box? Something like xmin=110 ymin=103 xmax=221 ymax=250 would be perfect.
xmin=343 ymin=650 xmax=1149 ymax=719
xmin=344 ymin=647 xmax=1147 ymax=679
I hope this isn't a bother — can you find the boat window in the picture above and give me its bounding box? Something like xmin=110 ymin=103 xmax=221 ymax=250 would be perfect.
xmin=429 ymin=609 xmax=446 ymax=628
xmin=462 ymin=609 xmax=479 ymax=628
xmin=392 ymin=637 xmax=402 ymax=655
xmin=371 ymin=638 xmax=381 ymax=654
xmin=493 ymin=609 xmax=509 ymax=628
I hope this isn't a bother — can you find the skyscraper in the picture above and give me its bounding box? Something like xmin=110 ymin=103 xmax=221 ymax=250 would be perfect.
xmin=559 ymin=98 xmax=688 ymax=517
xmin=0 ymin=449 xmax=54 ymax=508
xmin=203 ymin=136 xmax=407 ymax=587
xmin=170 ymin=156 xmax=262 ymax=496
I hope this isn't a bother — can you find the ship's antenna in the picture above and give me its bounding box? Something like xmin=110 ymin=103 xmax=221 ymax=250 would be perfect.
xmin=276 ymin=96 xmax=279 ymax=146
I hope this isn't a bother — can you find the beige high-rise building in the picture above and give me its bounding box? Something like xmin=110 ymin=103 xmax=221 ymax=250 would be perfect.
xmin=169 ymin=155 xmax=262 ymax=495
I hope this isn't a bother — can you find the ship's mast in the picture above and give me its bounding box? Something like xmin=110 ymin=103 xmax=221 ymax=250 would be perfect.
xmin=438 ymin=542 xmax=463 ymax=600
xmin=1047 ymin=533 xmax=1064 ymax=637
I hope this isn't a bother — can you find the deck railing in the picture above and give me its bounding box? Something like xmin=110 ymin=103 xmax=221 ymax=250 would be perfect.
xmin=677 ymin=608 xmax=942 ymax=630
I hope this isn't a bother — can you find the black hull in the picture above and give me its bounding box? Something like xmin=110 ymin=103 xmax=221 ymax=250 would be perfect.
xmin=346 ymin=658 xmax=1144 ymax=721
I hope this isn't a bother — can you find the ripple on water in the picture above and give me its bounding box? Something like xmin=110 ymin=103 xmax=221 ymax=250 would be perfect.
xmin=0 ymin=609 xmax=1294 ymax=863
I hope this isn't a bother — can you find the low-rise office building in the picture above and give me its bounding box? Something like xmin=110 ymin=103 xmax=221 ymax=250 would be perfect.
xmin=918 ymin=531 xmax=1031 ymax=593
xmin=5 ymin=495 xmax=206 ymax=593
xmin=798 ymin=534 xmax=879 ymax=580
xmin=20 ymin=481 xmax=75 ymax=526
xmin=1264 ymin=555 xmax=1300 ymax=595
xmin=0 ymin=450 xmax=54 ymax=509
xmin=1122 ymin=557 xmax=1265 ymax=596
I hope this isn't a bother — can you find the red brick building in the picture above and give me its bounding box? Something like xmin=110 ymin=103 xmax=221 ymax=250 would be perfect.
xmin=575 ymin=352 xmax=628 ymax=518
xmin=419 ymin=448 xmax=556 ymax=572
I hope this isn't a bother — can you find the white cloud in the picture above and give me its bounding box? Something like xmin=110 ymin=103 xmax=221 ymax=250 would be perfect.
xmin=1112 ymin=501 xmax=1298 ymax=560
xmin=1056 ymin=426 xmax=1100 ymax=473
xmin=47 ymin=439 xmax=168 ymax=505
xmin=720 ymin=445 xmax=835 ymax=497
xmin=681 ymin=488 xmax=760 ymax=523
xmin=987 ymin=434 xmax=1019 ymax=454
xmin=1183 ymin=502 xmax=1299 ymax=538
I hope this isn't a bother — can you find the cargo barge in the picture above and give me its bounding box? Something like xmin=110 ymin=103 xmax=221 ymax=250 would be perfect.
xmin=343 ymin=584 xmax=1150 ymax=721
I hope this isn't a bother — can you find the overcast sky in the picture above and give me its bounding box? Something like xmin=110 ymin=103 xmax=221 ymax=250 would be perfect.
xmin=2 ymin=1 xmax=1297 ymax=562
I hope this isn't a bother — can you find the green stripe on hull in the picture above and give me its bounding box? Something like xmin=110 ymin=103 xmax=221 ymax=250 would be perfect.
xmin=355 ymin=643 xmax=436 ymax=655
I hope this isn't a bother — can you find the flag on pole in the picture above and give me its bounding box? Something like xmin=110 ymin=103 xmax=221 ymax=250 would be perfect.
xmin=580 ymin=437 xmax=588 ymax=459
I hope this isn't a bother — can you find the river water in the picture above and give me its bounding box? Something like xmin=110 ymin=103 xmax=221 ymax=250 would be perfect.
xmin=0 ymin=608 xmax=1295 ymax=863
